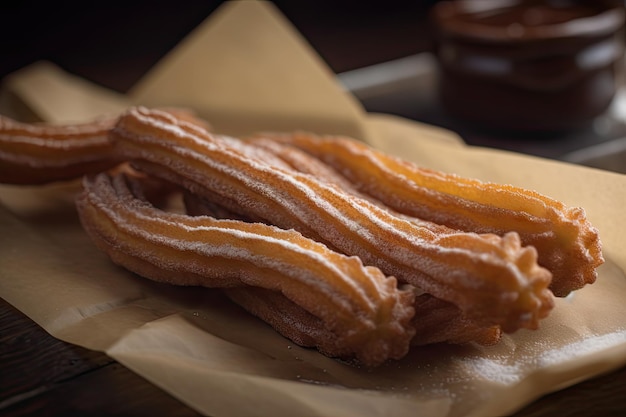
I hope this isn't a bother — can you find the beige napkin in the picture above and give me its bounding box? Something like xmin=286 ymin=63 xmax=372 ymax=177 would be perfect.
xmin=128 ymin=0 xmax=373 ymax=142
xmin=0 ymin=60 xmax=129 ymax=123
xmin=1 ymin=2 xmax=625 ymax=417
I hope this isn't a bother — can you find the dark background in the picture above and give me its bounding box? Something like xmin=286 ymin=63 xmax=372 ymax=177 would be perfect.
xmin=0 ymin=1 xmax=439 ymax=93
xmin=2 ymin=0 xmax=625 ymax=161
xmin=1 ymin=4 xmax=626 ymax=416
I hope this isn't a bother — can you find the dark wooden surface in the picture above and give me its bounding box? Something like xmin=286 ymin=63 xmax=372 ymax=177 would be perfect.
xmin=1 ymin=2 xmax=626 ymax=416
xmin=0 ymin=298 xmax=202 ymax=417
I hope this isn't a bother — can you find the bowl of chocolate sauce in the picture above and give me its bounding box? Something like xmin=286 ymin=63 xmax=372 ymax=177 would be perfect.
xmin=431 ymin=0 xmax=625 ymax=131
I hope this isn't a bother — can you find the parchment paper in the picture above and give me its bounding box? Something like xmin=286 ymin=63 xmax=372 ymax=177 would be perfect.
xmin=1 ymin=2 xmax=625 ymax=417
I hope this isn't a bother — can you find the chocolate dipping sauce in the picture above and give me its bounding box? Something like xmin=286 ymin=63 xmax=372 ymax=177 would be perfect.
xmin=431 ymin=0 xmax=625 ymax=131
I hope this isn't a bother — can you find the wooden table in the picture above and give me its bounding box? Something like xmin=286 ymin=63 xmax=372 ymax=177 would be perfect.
xmin=1 ymin=2 xmax=625 ymax=415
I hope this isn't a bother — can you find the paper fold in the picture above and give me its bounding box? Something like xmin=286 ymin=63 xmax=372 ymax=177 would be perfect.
xmin=0 ymin=61 xmax=129 ymax=123
xmin=128 ymin=1 xmax=373 ymax=142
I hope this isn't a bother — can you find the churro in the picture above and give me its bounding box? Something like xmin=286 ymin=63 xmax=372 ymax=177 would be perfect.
xmin=0 ymin=108 xmax=209 ymax=185
xmin=76 ymin=170 xmax=416 ymax=366
xmin=184 ymin=190 xmax=502 ymax=347
xmin=254 ymin=132 xmax=604 ymax=296
xmin=0 ymin=114 xmax=118 ymax=184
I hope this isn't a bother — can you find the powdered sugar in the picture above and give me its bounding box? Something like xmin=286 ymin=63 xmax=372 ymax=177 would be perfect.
xmin=460 ymin=330 xmax=626 ymax=386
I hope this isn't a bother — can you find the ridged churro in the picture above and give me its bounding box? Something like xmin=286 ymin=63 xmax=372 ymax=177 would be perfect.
xmin=0 ymin=114 xmax=118 ymax=184
xmin=76 ymin=170 xmax=416 ymax=366
xmin=0 ymin=108 xmax=209 ymax=185
xmin=253 ymin=132 xmax=604 ymax=296
xmin=184 ymin=190 xmax=502 ymax=347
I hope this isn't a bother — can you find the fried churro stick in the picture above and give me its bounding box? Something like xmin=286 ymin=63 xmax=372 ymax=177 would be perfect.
xmin=410 ymin=294 xmax=501 ymax=346
xmin=184 ymin=190 xmax=502 ymax=347
xmin=245 ymin=136 xmax=462 ymax=235
xmin=226 ymin=287 xmax=501 ymax=355
xmin=0 ymin=108 xmax=209 ymax=185
xmin=110 ymin=107 xmax=554 ymax=333
xmin=76 ymin=171 xmax=416 ymax=366
xmin=224 ymin=287 xmax=355 ymax=358
xmin=0 ymin=114 xmax=119 ymax=184
xmin=253 ymin=132 xmax=604 ymax=296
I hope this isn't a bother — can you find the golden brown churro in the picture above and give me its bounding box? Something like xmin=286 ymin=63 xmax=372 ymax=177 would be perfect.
xmin=253 ymin=132 xmax=604 ymax=296
xmin=0 ymin=108 xmax=209 ymax=185
xmin=0 ymin=114 xmax=118 ymax=184
xmin=183 ymin=190 xmax=502 ymax=347
xmin=225 ymin=288 xmax=501 ymax=354
xmin=76 ymin=171 xmax=416 ymax=366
